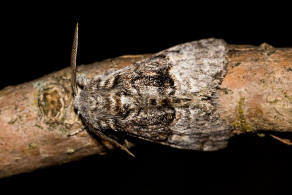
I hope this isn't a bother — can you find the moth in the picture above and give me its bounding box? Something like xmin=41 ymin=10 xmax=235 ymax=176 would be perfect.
xmin=70 ymin=24 xmax=232 ymax=156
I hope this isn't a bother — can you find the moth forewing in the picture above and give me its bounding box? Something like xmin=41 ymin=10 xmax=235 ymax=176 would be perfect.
xmin=72 ymin=36 xmax=232 ymax=155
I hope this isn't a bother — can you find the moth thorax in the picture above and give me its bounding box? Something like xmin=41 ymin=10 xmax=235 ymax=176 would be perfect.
xmin=88 ymin=90 xmax=138 ymax=118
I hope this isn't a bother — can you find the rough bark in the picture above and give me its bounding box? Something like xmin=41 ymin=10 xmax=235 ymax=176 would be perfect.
xmin=0 ymin=42 xmax=291 ymax=179
xmin=218 ymin=43 xmax=292 ymax=133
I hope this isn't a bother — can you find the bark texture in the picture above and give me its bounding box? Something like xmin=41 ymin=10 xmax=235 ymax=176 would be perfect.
xmin=218 ymin=43 xmax=292 ymax=133
xmin=0 ymin=42 xmax=291 ymax=179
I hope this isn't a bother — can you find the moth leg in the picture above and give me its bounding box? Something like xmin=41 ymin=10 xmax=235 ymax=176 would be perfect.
xmin=68 ymin=127 xmax=135 ymax=156
xmin=270 ymin=134 xmax=292 ymax=146
xmin=90 ymin=127 xmax=135 ymax=157
xmin=124 ymin=139 xmax=135 ymax=148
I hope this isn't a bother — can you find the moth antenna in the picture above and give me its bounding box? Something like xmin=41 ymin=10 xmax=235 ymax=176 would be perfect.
xmin=71 ymin=23 xmax=79 ymax=95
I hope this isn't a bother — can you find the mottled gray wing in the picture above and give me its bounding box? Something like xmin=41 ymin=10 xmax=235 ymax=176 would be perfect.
xmin=116 ymin=38 xmax=232 ymax=151
xmin=74 ymin=38 xmax=232 ymax=152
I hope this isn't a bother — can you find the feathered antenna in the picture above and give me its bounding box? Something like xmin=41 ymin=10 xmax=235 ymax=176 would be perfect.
xmin=71 ymin=23 xmax=79 ymax=95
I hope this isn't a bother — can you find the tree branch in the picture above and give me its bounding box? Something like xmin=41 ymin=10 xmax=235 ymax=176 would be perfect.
xmin=0 ymin=41 xmax=291 ymax=179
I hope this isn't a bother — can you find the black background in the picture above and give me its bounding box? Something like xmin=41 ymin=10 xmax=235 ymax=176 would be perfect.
xmin=1 ymin=3 xmax=292 ymax=195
